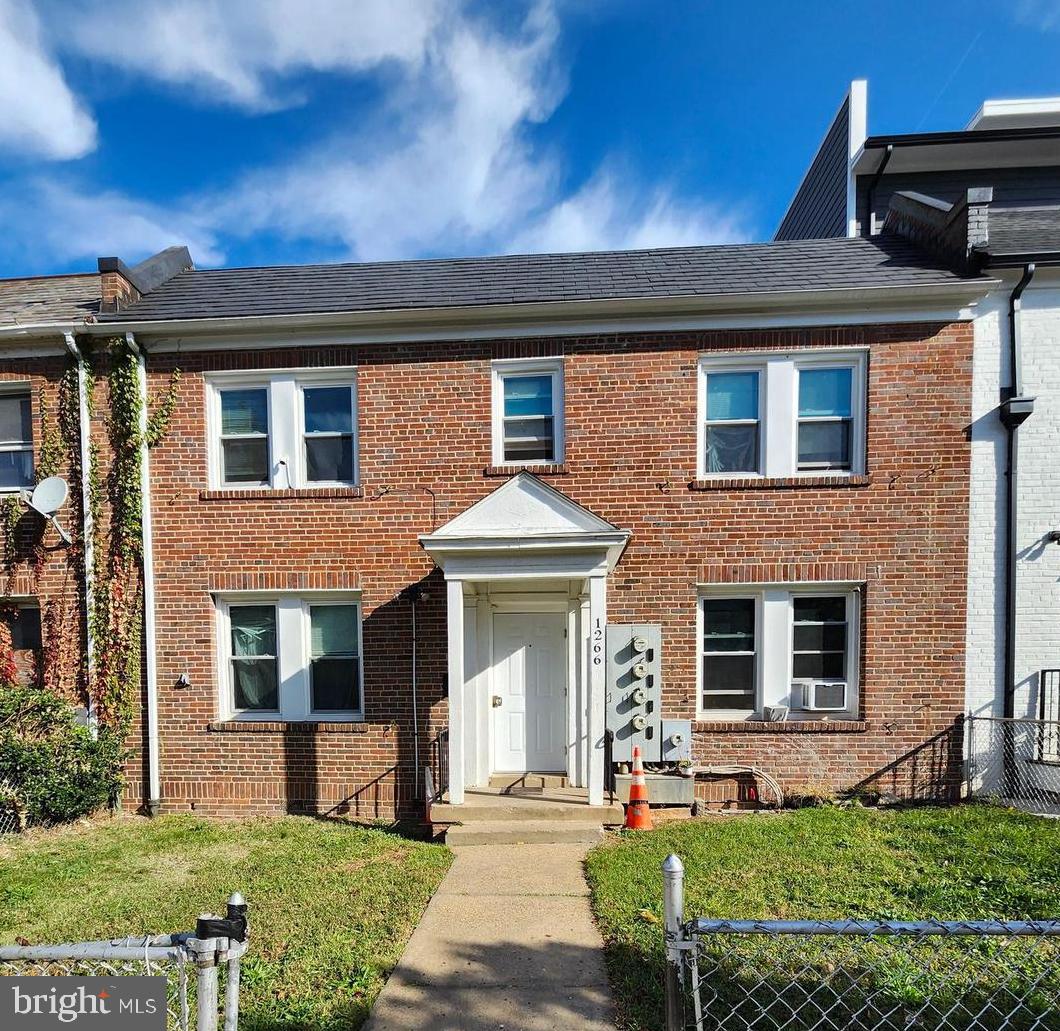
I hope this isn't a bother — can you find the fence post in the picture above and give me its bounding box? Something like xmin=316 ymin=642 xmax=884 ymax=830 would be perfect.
xmin=222 ymin=892 xmax=248 ymax=1031
xmin=189 ymin=931 xmax=221 ymax=1031
xmin=662 ymin=853 xmax=686 ymax=1031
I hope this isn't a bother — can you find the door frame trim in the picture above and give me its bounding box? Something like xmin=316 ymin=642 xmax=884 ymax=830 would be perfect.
xmin=488 ymin=604 xmax=569 ymax=775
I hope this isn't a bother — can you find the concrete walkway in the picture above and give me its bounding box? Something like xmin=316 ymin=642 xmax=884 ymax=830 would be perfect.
xmin=365 ymin=843 xmax=616 ymax=1030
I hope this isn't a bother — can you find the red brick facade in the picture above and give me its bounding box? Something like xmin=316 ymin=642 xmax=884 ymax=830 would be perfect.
xmin=110 ymin=319 xmax=972 ymax=817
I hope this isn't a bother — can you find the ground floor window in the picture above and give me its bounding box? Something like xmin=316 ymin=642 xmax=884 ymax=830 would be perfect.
xmin=217 ymin=594 xmax=363 ymax=721
xmin=698 ymin=586 xmax=859 ymax=719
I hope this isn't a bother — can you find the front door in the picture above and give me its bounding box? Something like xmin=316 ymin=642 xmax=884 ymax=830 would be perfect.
xmin=492 ymin=612 xmax=566 ymax=772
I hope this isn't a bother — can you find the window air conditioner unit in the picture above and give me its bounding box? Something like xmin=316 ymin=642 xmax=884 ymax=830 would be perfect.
xmin=796 ymin=681 xmax=847 ymax=712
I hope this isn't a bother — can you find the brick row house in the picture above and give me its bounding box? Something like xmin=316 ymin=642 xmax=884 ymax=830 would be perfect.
xmin=779 ymin=82 xmax=1060 ymax=801
xmin=1 ymin=88 xmax=1056 ymax=822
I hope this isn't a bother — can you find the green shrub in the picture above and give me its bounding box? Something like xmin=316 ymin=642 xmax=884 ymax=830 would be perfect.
xmin=0 ymin=686 xmax=124 ymax=825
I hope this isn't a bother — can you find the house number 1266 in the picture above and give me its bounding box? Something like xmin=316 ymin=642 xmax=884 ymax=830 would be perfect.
xmin=593 ymin=618 xmax=603 ymax=665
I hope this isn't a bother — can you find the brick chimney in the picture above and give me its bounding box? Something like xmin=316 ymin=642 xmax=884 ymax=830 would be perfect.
xmin=883 ymin=188 xmax=992 ymax=273
xmin=97 ymin=246 xmax=194 ymax=314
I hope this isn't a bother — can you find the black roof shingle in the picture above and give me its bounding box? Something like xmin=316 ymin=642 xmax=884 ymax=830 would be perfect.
xmin=981 ymin=207 xmax=1060 ymax=256
xmin=99 ymin=234 xmax=980 ymax=324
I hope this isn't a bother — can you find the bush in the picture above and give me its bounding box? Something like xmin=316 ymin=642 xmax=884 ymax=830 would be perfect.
xmin=0 ymin=685 xmax=124 ymax=825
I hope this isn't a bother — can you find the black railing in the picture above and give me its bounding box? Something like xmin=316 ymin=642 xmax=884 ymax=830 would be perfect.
xmin=426 ymin=728 xmax=449 ymax=805
xmin=1038 ymin=670 xmax=1060 ymax=763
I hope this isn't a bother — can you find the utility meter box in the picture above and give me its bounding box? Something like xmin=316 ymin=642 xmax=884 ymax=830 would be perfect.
xmin=605 ymin=624 xmax=662 ymax=762
xmin=660 ymin=719 xmax=692 ymax=763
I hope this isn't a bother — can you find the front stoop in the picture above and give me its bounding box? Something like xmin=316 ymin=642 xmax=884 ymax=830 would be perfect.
xmin=432 ymin=786 xmax=624 ymax=846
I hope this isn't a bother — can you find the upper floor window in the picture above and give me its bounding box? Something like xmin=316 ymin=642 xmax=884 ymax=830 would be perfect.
xmin=207 ymin=370 xmax=358 ymax=489
xmin=698 ymin=586 xmax=859 ymax=720
xmin=698 ymin=351 xmax=866 ymax=479
xmin=218 ymin=593 xmax=363 ymax=721
xmin=704 ymin=371 xmax=761 ymax=474
xmin=797 ymin=368 xmax=853 ymax=471
xmin=492 ymin=359 xmax=564 ymax=466
xmin=0 ymin=389 xmax=33 ymax=490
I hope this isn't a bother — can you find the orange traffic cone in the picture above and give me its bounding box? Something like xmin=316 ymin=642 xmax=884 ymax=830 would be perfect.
xmin=624 ymin=745 xmax=654 ymax=830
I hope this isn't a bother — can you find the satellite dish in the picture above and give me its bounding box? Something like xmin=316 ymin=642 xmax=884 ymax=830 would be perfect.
xmin=28 ymin=476 xmax=68 ymax=517
xmin=20 ymin=476 xmax=71 ymax=545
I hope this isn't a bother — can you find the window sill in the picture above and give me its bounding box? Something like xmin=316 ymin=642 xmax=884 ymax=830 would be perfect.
xmin=693 ymin=719 xmax=867 ymax=733
xmin=208 ymin=719 xmax=369 ymax=734
xmin=689 ymin=475 xmax=870 ymax=491
xmin=484 ymin=464 xmax=568 ymax=477
xmin=199 ymin=486 xmax=364 ymax=501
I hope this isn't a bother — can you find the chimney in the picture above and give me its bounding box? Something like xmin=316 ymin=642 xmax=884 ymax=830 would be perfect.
xmin=882 ymin=188 xmax=992 ymax=272
xmin=97 ymin=246 xmax=194 ymax=313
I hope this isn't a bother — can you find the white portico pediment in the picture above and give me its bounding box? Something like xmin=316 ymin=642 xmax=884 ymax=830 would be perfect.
xmin=419 ymin=473 xmax=630 ymax=578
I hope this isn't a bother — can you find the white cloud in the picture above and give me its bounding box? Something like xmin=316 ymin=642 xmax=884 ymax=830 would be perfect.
xmin=510 ymin=168 xmax=750 ymax=255
xmin=0 ymin=0 xmax=96 ymax=159
xmin=1014 ymin=0 xmax=1060 ymax=31
xmin=1 ymin=0 xmax=752 ymax=272
xmin=53 ymin=0 xmax=447 ymax=110
xmin=0 ymin=180 xmax=222 ymax=271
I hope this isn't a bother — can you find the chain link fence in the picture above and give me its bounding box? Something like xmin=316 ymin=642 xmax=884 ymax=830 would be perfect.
xmin=966 ymin=715 xmax=1060 ymax=817
xmin=0 ymin=893 xmax=248 ymax=1031
xmin=662 ymin=856 xmax=1060 ymax=1031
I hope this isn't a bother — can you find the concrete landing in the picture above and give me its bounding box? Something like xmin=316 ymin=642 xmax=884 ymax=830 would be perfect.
xmin=432 ymin=786 xmax=624 ymax=845
xmin=364 ymin=843 xmax=616 ymax=1031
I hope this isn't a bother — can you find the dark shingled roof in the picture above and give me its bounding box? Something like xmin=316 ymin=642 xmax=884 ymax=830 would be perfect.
xmin=981 ymin=207 xmax=1060 ymax=256
xmin=100 ymin=234 xmax=979 ymax=323
xmin=0 ymin=274 xmax=100 ymax=327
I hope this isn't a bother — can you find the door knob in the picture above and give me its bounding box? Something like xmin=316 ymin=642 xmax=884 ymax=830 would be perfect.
xmin=492 ymin=695 xmax=503 ymax=708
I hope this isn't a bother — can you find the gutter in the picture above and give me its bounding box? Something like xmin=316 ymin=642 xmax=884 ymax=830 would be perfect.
xmin=124 ymin=331 xmax=162 ymax=817
xmin=62 ymin=332 xmax=96 ymax=738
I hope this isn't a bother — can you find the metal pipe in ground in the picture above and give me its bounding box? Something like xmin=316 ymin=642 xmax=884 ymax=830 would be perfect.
xmin=662 ymin=853 xmax=686 ymax=1031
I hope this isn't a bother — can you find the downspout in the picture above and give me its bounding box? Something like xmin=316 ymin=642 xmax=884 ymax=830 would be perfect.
xmin=1000 ymin=264 xmax=1036 ymax=717
xmin=125 ymin=331 xmax=162 ymax=817
xmin=998 ymin=265 xmax=1036 ymax=795
xmin=865 ymin=144 xmax=893 ymax=235
xmin=62 ymin=332 xmax=96 ymax=738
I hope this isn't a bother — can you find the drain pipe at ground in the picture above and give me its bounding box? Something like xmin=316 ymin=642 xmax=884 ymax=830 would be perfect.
xmin=63 ymin=332 xmax=96 ymax=738
xmin=126 ymin=332 xmax=162 ymax=817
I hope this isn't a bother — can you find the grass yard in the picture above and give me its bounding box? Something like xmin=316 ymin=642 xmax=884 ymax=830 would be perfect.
xmin=0 ymin=815 xmax=452 ymax=1030
xmin=586 ymin=804 xmax=1060 ymax=1030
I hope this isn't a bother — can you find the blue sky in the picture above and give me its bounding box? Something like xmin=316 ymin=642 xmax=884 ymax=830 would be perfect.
xmin=1 ymin=0 xmax=1059 ymax=277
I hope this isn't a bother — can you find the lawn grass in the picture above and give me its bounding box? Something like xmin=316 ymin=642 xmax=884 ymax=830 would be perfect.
xmin=585 ymin=804 xmax=1060 ymax=1030
xmin=0 ymin=814 xmax=452 ymax=1030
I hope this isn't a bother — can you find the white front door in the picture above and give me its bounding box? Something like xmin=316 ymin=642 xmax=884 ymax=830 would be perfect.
xmin=492 ymin=612 xmax=567 ymax=772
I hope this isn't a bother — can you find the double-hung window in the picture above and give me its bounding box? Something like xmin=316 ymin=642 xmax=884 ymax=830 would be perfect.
xmin=797 ymin=368 xmax=853 ymax=471
xmin=492 ymin=359 xmax=563 ymax=465
xmin=703 ymin=371 xmax=760 ymax=474
xmin=697 ymin=351 xmax=865 ymax=479
xmin=219 ymin=594 xmax=363 ymax=720
xmin=1 ymin=603 xmax=41 ymax=652
xmin=701 ymin=597 xmax=757 ymax=712
xmin=219 ymin=389 xmax=270 ymax=485
xmin=698 ymin=587 xmax=858 ymax=719
xmin=208 ymin=370 xmax=358 ymax=489
xmin=0 ymin=389 xmax=33 ymax=490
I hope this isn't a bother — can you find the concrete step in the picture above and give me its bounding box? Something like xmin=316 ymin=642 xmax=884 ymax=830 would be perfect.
xmin=489 ymin=773 xmax=569 ymax=791
xmin=432 ymin=801 xmax=625 ymax=825
xmin=444 ymin=820 xmax=606 ymax=846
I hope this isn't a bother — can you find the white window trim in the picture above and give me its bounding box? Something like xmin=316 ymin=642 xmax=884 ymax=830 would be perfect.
xmin=491 ymin=357 xmax=565 ymax=467
xmin=205 ymin=368 xmax=359 ymax=490
xmin=0 ymin=382 xmax=34 ymax=494
xmin=696 ymin=583 xmax=860 ymax=721
xmin=215 ymin=590 xmax=364 ymax=722
xmin=697 ymin=361 xmax=765 ymax=480
xmin=697 ymin=349 xmax=867 ymax=479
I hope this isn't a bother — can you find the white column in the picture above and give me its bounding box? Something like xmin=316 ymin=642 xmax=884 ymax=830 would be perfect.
xmin=587 ymin=574 xmax=607 ymax=806
xmin=446 ymin=578 xmax=465 ymax=805
xmin=475 ymin=595 xmax=491 ymax=787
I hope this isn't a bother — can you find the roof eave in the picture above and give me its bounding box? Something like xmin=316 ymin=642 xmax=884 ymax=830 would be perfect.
xmin=87 ymin=280 xmax=999 ymax=339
